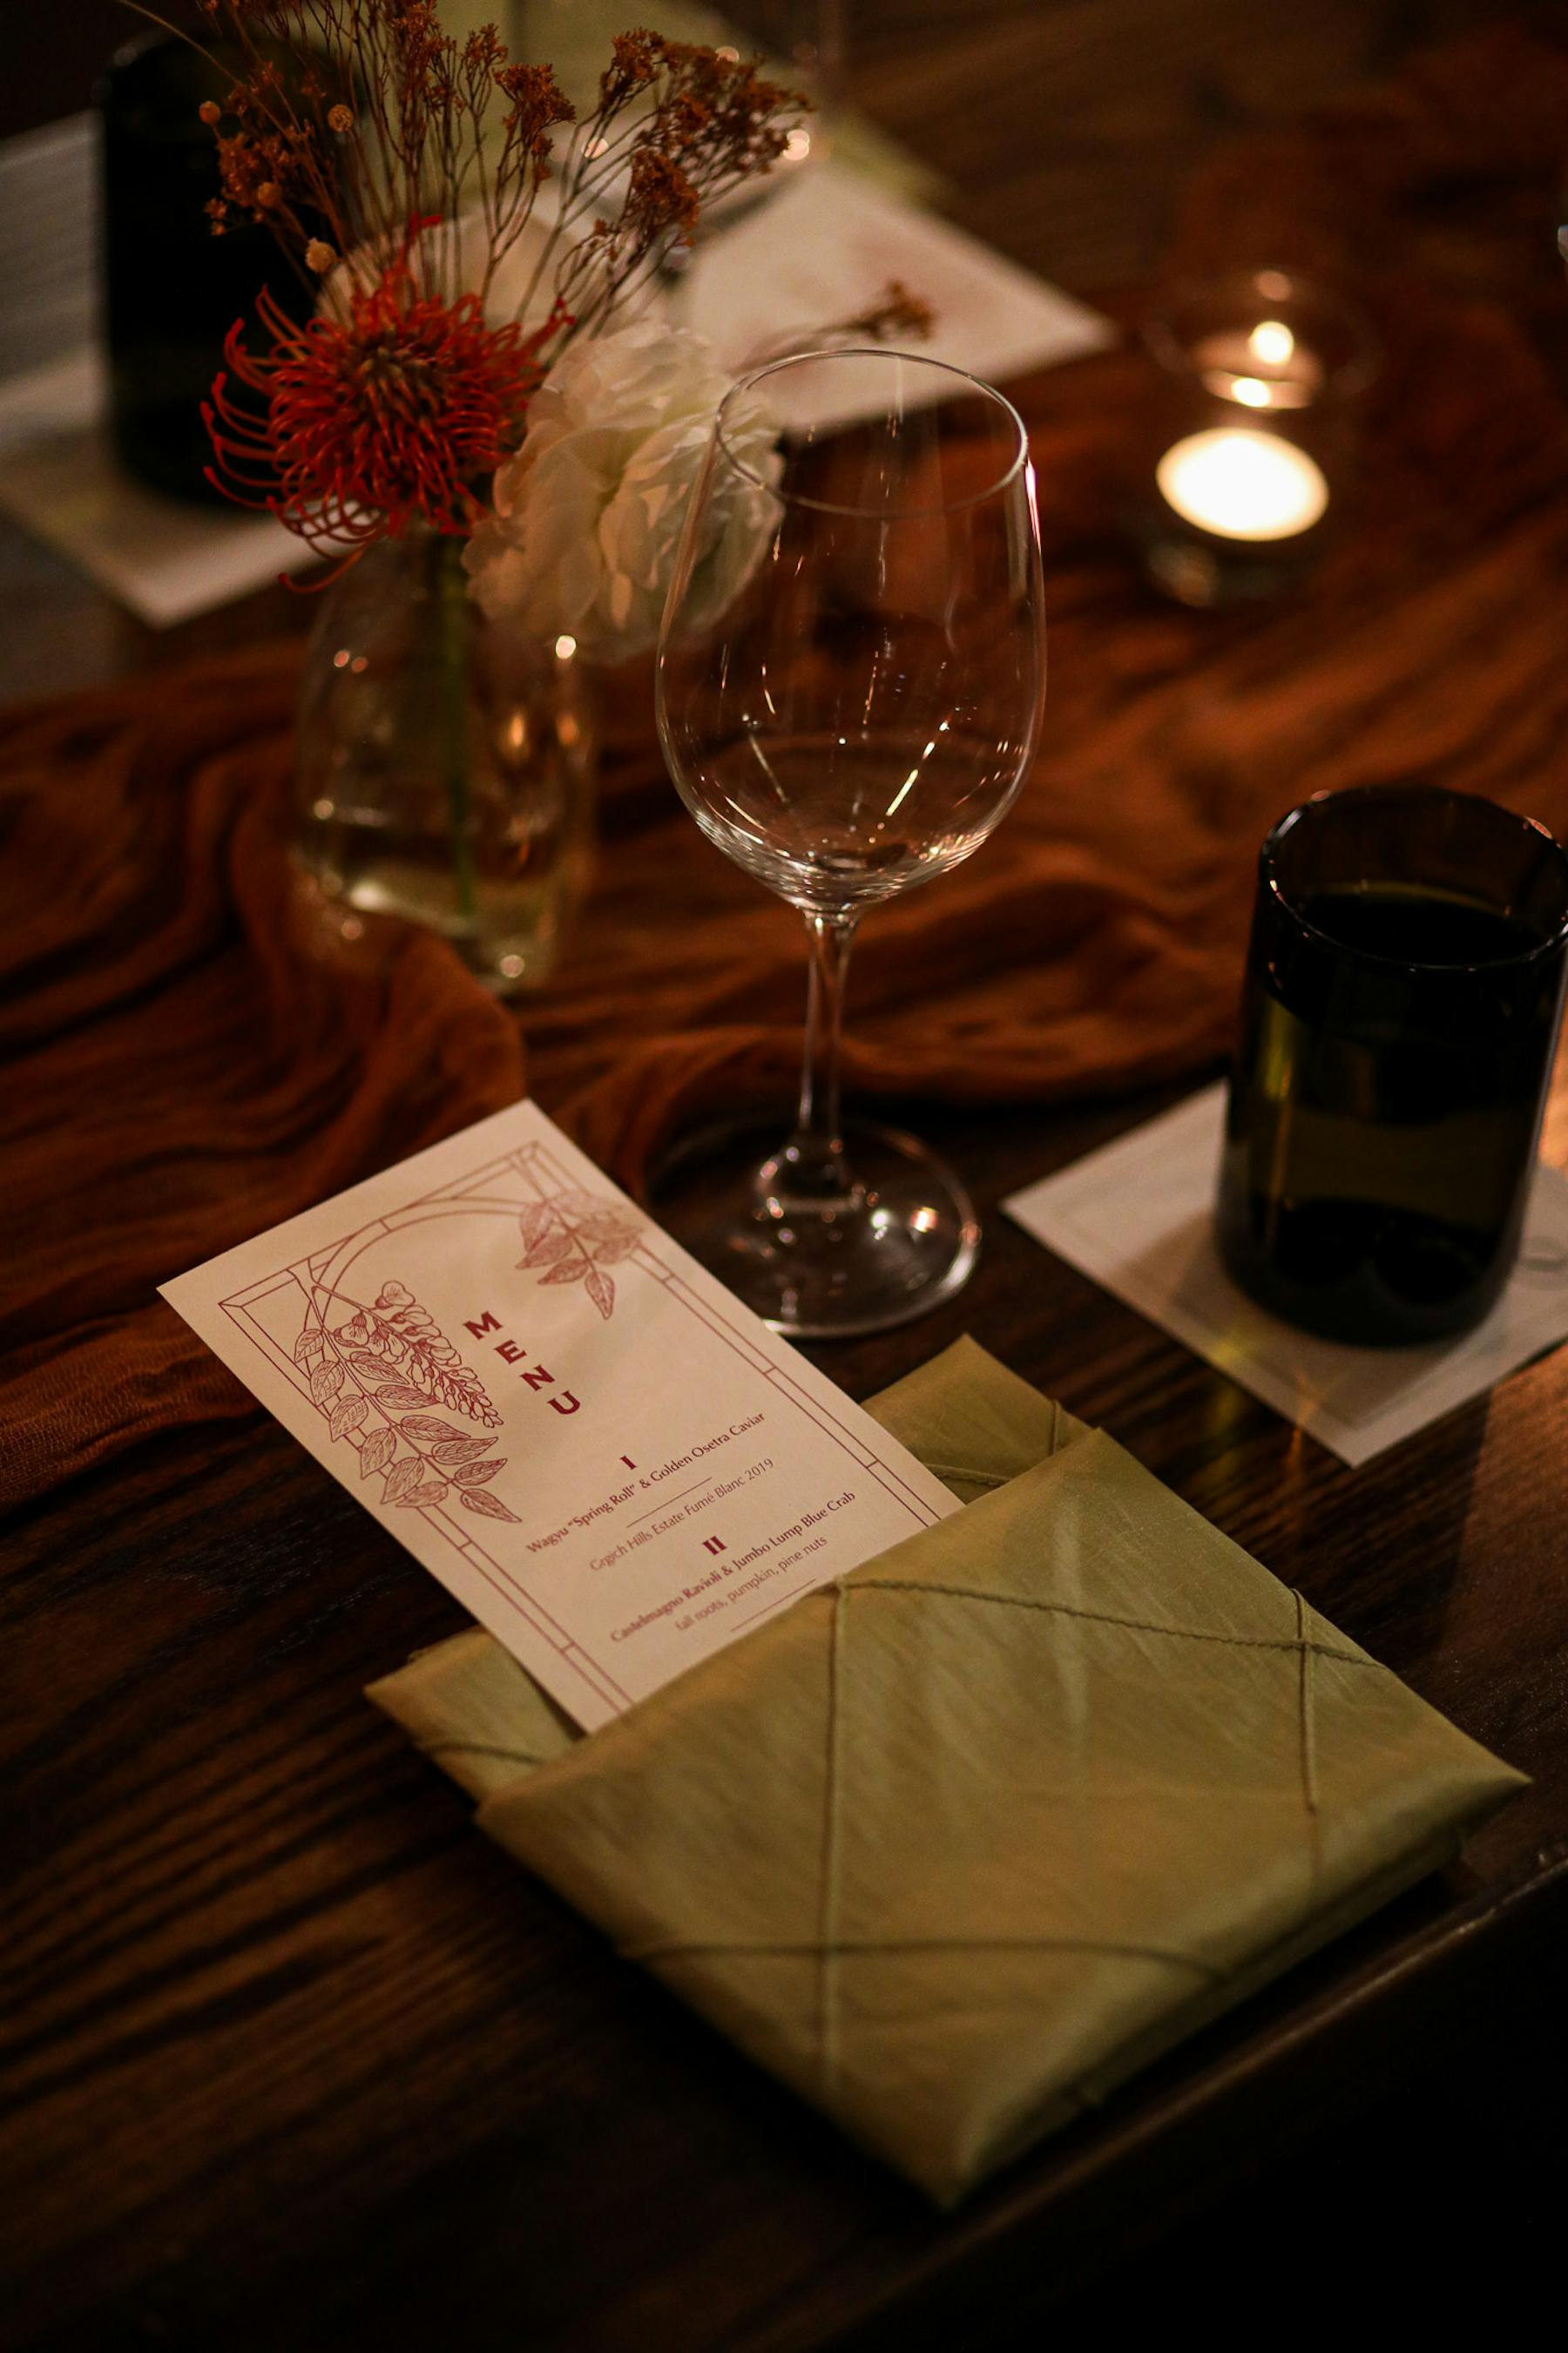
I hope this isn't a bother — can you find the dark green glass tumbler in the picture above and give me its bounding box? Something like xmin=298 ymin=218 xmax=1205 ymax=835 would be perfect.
xmin=1216 ymin=786 xmax=1568 ymax=1345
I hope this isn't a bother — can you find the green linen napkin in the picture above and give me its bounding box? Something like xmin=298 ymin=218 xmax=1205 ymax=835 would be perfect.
xmin=368 ymin=1337 xmax=1523 ymax=2202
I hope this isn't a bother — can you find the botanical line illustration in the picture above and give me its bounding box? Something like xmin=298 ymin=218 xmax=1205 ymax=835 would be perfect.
xmin=293 ymin=1279 xmax=517 ymax=1525
xmin=517 ymin=1190 xmax=644 ymax=1322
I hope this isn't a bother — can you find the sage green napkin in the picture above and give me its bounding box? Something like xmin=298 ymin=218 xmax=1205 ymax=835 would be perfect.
xmin=368 ymin=1337 xmax=1523 ymax=2201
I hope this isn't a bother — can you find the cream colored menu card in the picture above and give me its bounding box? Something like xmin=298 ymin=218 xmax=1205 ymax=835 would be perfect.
xmin=162 ymin=1102 xmax=959 ymax=1727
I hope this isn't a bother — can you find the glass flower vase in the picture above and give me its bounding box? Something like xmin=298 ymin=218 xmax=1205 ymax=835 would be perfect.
xmin=294 ymin=531 xmax=597 ymax=993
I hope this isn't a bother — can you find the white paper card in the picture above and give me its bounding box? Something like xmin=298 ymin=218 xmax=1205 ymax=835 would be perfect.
xmin=0 ymin=349 xmax=306 ymax=628
xmin=687 ymin=160 xmax=1114 ymax=428
xmin=1003 ymin=1084 xmax=1568 ymax=1468
xmin=162 ymin=1102 xmax=959 ymax=1727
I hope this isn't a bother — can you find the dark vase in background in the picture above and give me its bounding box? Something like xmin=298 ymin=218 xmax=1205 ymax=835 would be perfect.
xmin=98 ymin=30 xmax=313 ymax=504
xmin=1217 ymin=786 xmax=1568 ymax=1347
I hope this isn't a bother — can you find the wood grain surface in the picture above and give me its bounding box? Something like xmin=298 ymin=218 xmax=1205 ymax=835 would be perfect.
xmin=6 ymin=1089 xmax=1567 ymax=2351
xmin=4 ymin=5 xmax=1568 ymax=2347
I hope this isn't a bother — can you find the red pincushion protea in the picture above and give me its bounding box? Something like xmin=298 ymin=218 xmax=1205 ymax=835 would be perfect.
xmin=205 ymin=265 xmax=556 ymax=574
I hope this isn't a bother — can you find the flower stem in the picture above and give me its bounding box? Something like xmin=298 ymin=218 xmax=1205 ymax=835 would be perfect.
xmin=436 ymin=536 xmax=478 ymax=930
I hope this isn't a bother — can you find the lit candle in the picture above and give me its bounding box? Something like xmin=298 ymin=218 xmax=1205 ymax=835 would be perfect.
xmin=1193 ymin=320 xmax=1326 ymax=410
xmin=1155 ymin=427 xmax=1329 ymax=542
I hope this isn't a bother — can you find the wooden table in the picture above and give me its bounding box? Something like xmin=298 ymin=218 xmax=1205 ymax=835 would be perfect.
xmin=4 ymin=6 xmax=1566 ymax=2346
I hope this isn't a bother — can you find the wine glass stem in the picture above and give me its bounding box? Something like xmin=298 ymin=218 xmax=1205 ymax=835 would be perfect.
xmin=791 ymin=910 xmax=858 ymax=1199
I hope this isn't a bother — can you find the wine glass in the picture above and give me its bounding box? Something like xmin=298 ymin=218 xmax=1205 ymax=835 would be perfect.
xmin=655 ymin=347 xmax=1046 ymax=1337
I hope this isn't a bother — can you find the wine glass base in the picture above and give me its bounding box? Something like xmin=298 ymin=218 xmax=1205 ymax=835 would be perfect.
xmin=651 ymin=1118 xmax=982 ymax=1340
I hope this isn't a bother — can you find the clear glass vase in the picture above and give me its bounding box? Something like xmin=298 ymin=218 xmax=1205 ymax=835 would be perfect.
xmin=294 ymin=531 xmax=598 ymax=992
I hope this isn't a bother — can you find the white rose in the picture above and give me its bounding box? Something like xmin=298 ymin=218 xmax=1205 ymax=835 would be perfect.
xmin=463 ymin=321 xmax=781 ymax=661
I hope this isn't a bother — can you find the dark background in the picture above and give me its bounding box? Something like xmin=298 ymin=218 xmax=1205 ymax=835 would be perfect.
xmin=8 ymin=0 xmax=1553 ymax=291
xmin=8 ymin=0 xmax=199 ymax=132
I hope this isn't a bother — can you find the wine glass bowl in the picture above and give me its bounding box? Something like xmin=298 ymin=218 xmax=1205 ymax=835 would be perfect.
xmin=656 ymin=348 xmax=1046 ymax=1336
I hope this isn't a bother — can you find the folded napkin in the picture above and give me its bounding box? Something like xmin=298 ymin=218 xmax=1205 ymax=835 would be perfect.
xmin=368 ymin=1337 xmax=1523 ymax=2201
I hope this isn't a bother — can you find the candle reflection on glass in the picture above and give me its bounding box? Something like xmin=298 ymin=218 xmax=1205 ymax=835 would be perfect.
xmin=1193 ymin=319 xmax=1326 ymax=410
xmin=1156 ymin=427 xmax=1329 ymax=542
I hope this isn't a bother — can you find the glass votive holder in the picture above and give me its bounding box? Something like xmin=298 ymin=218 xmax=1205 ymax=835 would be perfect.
xmin=1135 ymin=267 xmax=1376 ymax=607
xmin=1215 ymin=786 xmax=1568 ymax=1347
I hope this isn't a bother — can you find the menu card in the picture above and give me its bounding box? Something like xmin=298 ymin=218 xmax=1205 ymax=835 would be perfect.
xmin=162 ymin=1102 xmax=959 ymax=1727
xmin=684 ymin=159 xmax=1113 ymax=429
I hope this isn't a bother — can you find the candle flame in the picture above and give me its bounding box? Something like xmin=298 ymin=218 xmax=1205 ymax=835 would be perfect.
xmin=1156 ymin=427 xmax=1329 ymax=541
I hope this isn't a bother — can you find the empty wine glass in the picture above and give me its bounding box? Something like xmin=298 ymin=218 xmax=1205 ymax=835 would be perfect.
xmin=655 ymin=347 xmax=1046 ymax=1336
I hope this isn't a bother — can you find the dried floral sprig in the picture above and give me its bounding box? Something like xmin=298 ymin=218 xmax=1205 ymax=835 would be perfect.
xmin=539 ymin=33 xmax=797 ymax=332
xmin=178 ymin=1 xmax=579 ymax=309
xmin=741 ymin=281 xmax=939 ymax=369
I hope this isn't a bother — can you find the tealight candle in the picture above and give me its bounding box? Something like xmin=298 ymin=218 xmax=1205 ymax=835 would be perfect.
xmin=1155 ymin=426 xmax=1329 ymax=542
xmin=1138 ymin=269 xmax=1372 ymax=603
